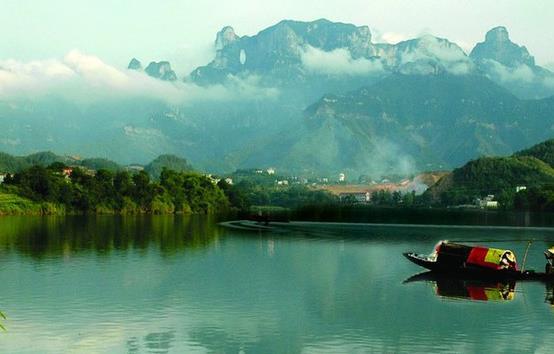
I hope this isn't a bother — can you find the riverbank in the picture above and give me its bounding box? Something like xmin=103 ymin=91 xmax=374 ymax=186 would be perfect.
xmin=0 ymin=192 xmax=66 ymax=216
xmin=4 ymin=192 xmax=554 ymax=229
xmin=243 ymin=204 xmax=554 ymax=228
xmin=0 ymin=191 xmax=224 ymax=216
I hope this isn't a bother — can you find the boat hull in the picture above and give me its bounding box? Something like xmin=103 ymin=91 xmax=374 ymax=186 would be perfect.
xmin=403 ymin=252 xmax=554 ymax=282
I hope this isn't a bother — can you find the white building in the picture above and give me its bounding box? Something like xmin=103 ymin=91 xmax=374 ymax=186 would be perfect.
xmin=0 ymin=174 xmax=6 ymax=184
xmin=516 ymin=186 xmax=527 ymax=193
xmin=339 ymin=173 xmax=346 ymax=182
xmin=476 ymin=195 xmax=499 ymax=209
xmin=267 ymin=168 xmax=275 ymax=175
xmin=339 ymin=192 xmax=370 ymax=203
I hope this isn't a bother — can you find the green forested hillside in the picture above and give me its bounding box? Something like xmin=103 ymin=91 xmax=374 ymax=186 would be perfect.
xmin=425 ymin=139 xmax=554 ymax=210
xmin=144 ymin=154 xmax=193 ymax=178
xmin=303 ymin=74 xmax=554 ymax=174
xmin=0 ymin=151 xmax=113 ymax=173
xmin=515 ymin=139 xmax=554 ymax=168
xmin=0 ymin=151 xmax=193 ymax=176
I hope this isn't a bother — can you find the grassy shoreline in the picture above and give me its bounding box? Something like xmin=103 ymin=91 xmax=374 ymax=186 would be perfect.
xmin=0 ymin=191 xmax=217 ymax=216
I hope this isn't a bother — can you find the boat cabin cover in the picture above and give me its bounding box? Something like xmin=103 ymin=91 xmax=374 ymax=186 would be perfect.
xmin=434 ymin=241 xmax=517 ymax=271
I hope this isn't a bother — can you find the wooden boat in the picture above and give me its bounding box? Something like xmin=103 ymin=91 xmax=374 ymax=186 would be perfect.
xmin=404 ymin=240 xmax=554 ymax=281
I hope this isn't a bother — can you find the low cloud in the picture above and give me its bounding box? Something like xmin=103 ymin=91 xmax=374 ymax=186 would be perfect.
xmin=301 ymin=46 xmax=384 ymax=76
xmin=0 ymin=50 xmax=278 ymax=105
xmin=484 ymin=59 xmax=537 ymax=84
xmin=371 ymin=27 xmax=411 ymax=45
xmin=490 ymin=60 xmax=554 ymax=89
xmin=380 ymin=32 xmax=410 ymax=45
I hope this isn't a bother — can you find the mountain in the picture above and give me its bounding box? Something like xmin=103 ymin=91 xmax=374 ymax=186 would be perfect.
xmin=296 ymin=73 xmax=554 ymax=175
xmin=144 ymin=61 xmax=177 ymax=81
xmin=190 ymin=19 xmax=473 ymax=86
xmin=470 ymin=26 xmax=554 ymax=99
xmin=0 ymin=151 xmax=193 ymax=175
xmin=376 ymin=35 xmax=474 ymax=75
xmin=0 ymin=151 xmax=124 ymax=173
xmin=127 ymin=58 xmax=178 ymax=81
xmin=128 ymin=58 xmax=143 ymax=70
xmin=191 ymin=19 xmax=380 ymax=86
xmin=144 ymin=154 xmax=193 ymax=178
xmin=471 ymin=26 xmax=534 ymax=67
xmin=514 ymin=139 xmax=554 ymax=167
xmin=2 ymin=19 xmax=554 ymax=179
xmin=424 ymin=139 xmax=554 ymax=206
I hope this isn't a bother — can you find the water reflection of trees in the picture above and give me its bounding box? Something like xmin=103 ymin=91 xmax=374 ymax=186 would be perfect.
xmin=293 ymin=205 xmax=554 ymax=227
xmin=0 ymin=215 xmax=222 ymax=259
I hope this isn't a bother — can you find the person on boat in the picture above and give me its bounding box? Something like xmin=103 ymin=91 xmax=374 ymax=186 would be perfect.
xmin=545 ymin=247 xmax=554 ymax=274
xmin=499 ymin=251 xmax=517 ymax=270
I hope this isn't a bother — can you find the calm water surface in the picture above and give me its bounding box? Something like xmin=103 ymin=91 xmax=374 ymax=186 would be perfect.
xmin=1 ymin=216 xmax=554 ymax=353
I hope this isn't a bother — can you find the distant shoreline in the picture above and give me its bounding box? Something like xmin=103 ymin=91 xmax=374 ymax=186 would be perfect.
xmin=221 ymin=220 xmax=554 ymax=232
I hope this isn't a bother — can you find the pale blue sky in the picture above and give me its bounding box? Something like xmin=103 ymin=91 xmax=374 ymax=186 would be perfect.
xmin=2 ymin=0 xmax=553 ymax=73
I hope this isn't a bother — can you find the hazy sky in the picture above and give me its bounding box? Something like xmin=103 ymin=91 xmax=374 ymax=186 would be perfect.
xmin=2 ymin=0 xmax=553 ymax=74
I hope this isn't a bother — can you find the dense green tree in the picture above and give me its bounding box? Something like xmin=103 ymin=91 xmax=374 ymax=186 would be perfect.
xmin=217 ymin=180 xmax=250 ymax=211
xmin=4 ymin=164 xmax=232 ymax=215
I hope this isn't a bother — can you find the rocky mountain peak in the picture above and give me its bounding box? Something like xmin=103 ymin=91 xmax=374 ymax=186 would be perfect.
xmin=470 ymin=26 xmax=535 ymax=67
xmin=128 ymin=58 xmax=142 ymax=70
xmin=485 ymin=26 xmax=510 ymax=43
xmin=215 ymin=26 xmax=239 ymax=51
xmin=144 ymin=61 xmax=177 ymax=81
xmin=191 ymin=19 xmax=380 ymax=84
xmin=380 ymin=35 xmax=472 ymax=75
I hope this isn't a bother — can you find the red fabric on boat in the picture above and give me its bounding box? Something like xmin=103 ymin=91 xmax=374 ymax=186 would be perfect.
xmin=466 ymin=247 xmax=501 ymax=270
xmin=467 ymin=286 xmax=488 ymax=301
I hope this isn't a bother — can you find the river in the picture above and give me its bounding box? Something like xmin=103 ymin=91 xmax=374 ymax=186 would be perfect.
xmin=1 ymin=215 xmax=554 ymax=353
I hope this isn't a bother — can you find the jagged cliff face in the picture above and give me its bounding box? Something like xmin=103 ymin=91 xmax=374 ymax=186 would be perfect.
xmin=123 ymin=20 xmax=553 ymax=101
xmin=128 ymin=58 xmax=143 ymax=70
xmin=144 ymin=61 xmax=177 ymax=81
xmin=191 ymin=19 xmax=379 ymax=85
xmin=187 ymin=21 xmax=553 ymax=100
xmin=378 ymin=35 xmax=474 ymax=75
xmin=127 ymin=58 xmax=177 ymax=81
xmin=470 ymin=26 xmax=554 ymax=99
xmin=470 ymin=26 xmax=535 ymax=67
xmin=190 ymin=20 xmax=477 ymax=86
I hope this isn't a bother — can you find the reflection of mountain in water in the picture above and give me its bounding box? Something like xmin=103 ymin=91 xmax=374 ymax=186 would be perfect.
xmin=0 ymin=215 xmax=222 ymax=258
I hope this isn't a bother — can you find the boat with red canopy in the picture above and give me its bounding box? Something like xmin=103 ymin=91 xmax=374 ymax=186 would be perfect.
xmin=404 ymin=240 xmax=554 ymax=281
